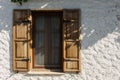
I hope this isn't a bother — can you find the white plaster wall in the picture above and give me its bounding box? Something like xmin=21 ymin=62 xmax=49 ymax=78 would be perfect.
xmin=0 ymin=0 xmax=120 ymax=80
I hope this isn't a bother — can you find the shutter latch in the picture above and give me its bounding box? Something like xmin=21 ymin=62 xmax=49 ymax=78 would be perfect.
xmin=21 ymin=58 xmax=30 ymax=61
xmin=64 ymin=59 xmax=71 ymax=61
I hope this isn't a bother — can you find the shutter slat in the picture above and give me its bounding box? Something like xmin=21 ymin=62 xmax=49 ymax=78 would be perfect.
xmin=13 ymin=9 xmax=31 ymax=72
xmin=63 ymin=9 xmax=81 ymax=73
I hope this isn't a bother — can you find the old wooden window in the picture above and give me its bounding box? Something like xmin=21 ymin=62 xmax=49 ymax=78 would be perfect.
xmin=13 ymin=9 xmax=81 ymax=73
xmin=32 ymin=11 xmax=62 ymax=69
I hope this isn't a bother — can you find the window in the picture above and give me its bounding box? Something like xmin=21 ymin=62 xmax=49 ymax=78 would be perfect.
xmin=32 ymin=11 xmax=62 ymax=69
xmin=13 ymin=9 xmax=81 ymax=73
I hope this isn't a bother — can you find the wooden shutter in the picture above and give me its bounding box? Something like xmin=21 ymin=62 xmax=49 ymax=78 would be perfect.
xmin=13 ymin=9 xmax=31 ymax=72
xmin=63 ymin=9 xmax=81 ymax=72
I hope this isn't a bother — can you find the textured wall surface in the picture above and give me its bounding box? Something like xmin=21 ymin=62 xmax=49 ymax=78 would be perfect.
xmin=0 ymin=0 xmax=120 ymax=80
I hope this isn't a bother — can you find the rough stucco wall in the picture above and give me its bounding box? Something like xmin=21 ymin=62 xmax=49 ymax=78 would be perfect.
xmin=0 ymin=0 xmax=120 ymax=80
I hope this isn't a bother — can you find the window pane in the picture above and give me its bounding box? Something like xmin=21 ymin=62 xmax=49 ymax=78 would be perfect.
xmin=51 ymin=33 xmax=60 ymax=47
xmin=35 ymin=48 xmax=44 ymax=65
xmin=35 ymin=33 xmax=44 ymax=48
xmin=33 ymin=13 xmax=61 ymax=68
xmin=51 ymin=16 xmax=60 ymax=47
xmin=34 ymin=16 xmax=45 ymax=66
xmin=49 ymin=16 xmax=61 ymax=66
xmin=51 ymin=48 xmax=60 ymax=65
xmin=51 ymin=16 xmax=60 ymax=32
xmin=35 ymin=16 xmax=45 ymax=31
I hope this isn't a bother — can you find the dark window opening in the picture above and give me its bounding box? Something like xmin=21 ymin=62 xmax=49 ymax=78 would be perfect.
xmin=32 ymin=11 xmax=63 ymax=69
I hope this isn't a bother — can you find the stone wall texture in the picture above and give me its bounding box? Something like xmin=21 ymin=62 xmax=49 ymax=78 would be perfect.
xmin=0 ymin=0 xmax=120 ymax=80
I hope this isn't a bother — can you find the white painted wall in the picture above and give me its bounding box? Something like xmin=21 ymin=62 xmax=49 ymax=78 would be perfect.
xmin=0 ymin=0 xmax=120 ymax=80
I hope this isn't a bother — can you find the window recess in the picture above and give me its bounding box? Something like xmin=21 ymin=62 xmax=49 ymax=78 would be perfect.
xmin=13 ymin=9 xmax=81 ymax=73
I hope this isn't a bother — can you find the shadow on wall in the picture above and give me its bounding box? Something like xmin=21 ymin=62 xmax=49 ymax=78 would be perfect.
xmin=81 ymin=6 xmax=120 ymax=49
xmin=0 ymin=0 xmax=14 ymax=79
xmin=26 ymin=1 xmax=120 ymax=50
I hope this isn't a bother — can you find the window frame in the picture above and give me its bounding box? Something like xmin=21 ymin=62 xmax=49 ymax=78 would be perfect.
xmin=13 ymin=9 xmax=81 ymax=73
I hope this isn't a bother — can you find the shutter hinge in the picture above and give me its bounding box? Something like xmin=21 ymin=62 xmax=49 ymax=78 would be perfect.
xmin=63 ymin=19 xmax=76 ymax=23
xmin=22 ymin=20 xmax=31 ymax=24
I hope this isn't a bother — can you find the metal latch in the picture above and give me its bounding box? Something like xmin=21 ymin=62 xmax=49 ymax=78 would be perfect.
xmin=64 ymin=59 xmax=71 ymax=61
xmin=21 ymin=58 xmax=30 ymax=61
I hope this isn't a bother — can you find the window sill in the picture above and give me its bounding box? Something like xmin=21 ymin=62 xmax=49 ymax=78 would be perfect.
xmin=27 ymin=69 xmax=64 ymax=75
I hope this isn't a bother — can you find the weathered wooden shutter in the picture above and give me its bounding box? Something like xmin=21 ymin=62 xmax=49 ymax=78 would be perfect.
xmin=63 ymin=9 xmax=81 ymax=72
xmin=13 ymin=9 xmax=31 ymax=72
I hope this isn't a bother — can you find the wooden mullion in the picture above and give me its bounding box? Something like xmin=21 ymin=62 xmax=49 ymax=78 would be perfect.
xmin=14 ymin=39 xmax=29 ymax=41
xmin=13 ymin=69 xmax=28 ymax=72
xmin=65 ymin=39 xmax=80 ymax=42
xmin=64 ymin=58 xmax=79 ymax=61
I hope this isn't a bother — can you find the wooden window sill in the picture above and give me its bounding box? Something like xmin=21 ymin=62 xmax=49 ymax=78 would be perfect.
xmin=27 ymin=71 xmax=64 ymax=75
xmin=27 ymin=69 xmax=64 ymax=75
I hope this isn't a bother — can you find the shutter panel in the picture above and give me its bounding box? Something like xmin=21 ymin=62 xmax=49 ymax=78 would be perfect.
xmin=63 ymin=9 xmax=81 ymax=72
xmin=13 ymin=9 xmax=31 ymax=72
